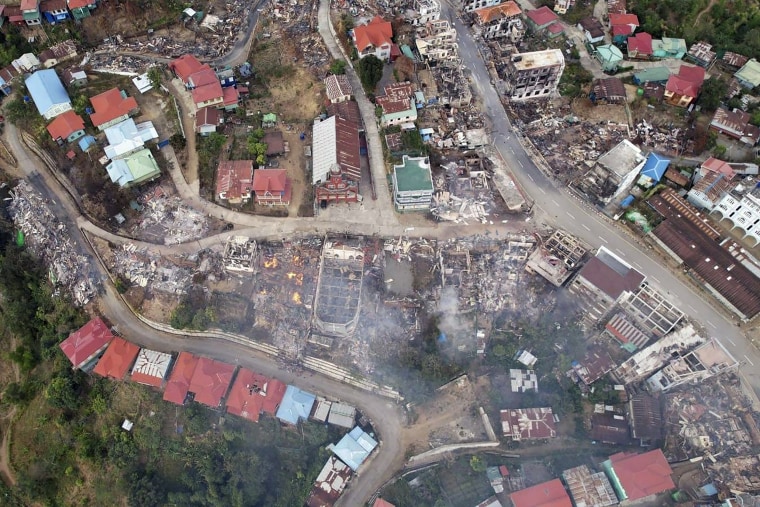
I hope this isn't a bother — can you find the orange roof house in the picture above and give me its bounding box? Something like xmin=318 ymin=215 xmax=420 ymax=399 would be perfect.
xmin=352 ymin=16 xmax=394 ymax=60
xmin=163 ymin=351 xmax=200 ymax=405
xmin=59 ymin=317 xmax=114 ymax=370
xmin=47 ymin=109 xmax=85 ymax=144
xmin=188 ymin=357 xmax=235 ymax=408
xmin=92 ymin=337 xmax=140 ymax=380
xmin=474 ymin=1 xmax=522 ymax=23
xmin=252 ymin=168 xmax=292 ymax=206
xmin=216 ymin=160 xmax=254 ymax=203
xmin=225 ymin=368 xmax=287 ymax=422
xmin=89 ymin=87 xmax=139 ymax=130
xmin=664 ymin=65 xmax=705 ymax=107
xmin=511 ymin=479 xmax=572 ymax=507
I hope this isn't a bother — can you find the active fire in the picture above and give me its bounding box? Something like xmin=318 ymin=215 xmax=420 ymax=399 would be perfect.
xmin=264 ymin=258 xmax=279 ymax=269
xmin=292 ymin=292 xmax=302 ymax=304
xmin=286 ymin=272 xmax=304 ymax=285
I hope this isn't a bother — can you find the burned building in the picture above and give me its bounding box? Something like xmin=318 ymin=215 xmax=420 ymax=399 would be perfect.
xmin=646 ymin=338 xmax=738 ymax=392
xmin=502 ymin=49 xmax=565 ymax=101
xmin=431 ymin=62 xmax=472 ymax=107
xmin=415 ymin=20 xmax=460 ymax=63
xmin=618 ymin=283 xmax=684 ymax=338
xmin=472 ymin=1 xmax=524 ymax=42
xmin=525 ymin=229 xmax=588 ymax=286
xmin=313 ymin=238 xmax=365 ymax=337
xmin=223 ymin=236 xmax=258 ymax=274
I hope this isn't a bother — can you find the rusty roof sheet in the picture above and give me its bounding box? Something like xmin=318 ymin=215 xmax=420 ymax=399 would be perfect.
xmin=648 ymin=188 xmax=721 ymax=240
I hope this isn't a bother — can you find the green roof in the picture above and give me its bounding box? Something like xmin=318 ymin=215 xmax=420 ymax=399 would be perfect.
xmin=634 ymin=67 xmax=671 ymax=83
xmin=596 ymin=44 xmax=623 ymax=63
xmin=263 ymin=113 xmax=277 ymax=122
xmin=125 ymin=149 xmax=160 ymax=184
xmin=736 ymin=58 xmax=760 ymax=88
xmin=394 ymin=156 xmax=433 ymax=192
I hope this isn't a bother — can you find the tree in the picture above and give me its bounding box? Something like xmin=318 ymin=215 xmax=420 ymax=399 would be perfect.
xmin=45 ymin=375 xmax=79 ymax=411
xmin=356 ymin=55 xmax=384 ymax=92
xmin=469 ymin=455 xmax=487 ymax=472
xmin=698 ymin=77 xmax=728 ymax=111
xmin=248 ymin=136 xmax=268 ymax=167
xmin=147 ymin=67 xmax=163 ymax=90
xmin=329 ymin=59 xmax=347 ymax=75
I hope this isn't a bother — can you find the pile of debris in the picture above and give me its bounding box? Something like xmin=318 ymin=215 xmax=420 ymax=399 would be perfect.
xmin=86 ymin=52 xmax=149 ymax=76
xmin=112 ymin=243 xmax=195 ymax=294
xmin=130 ymin=196 xmax=209 ymax=245
xmin=431 ymin=158 xmax=494 ymax=223
xmin=7 ymin=181 xmax=97 ymax=306
xmin=634 ymin=119 xmax=688 ymax=156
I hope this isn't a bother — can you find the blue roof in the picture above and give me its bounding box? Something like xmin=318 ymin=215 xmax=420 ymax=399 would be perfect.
xmin=25 ymin=70 xmax=70 ymax=117
xmin=639 ymin=152 xmax=670 ymax=182
xmin=275 ymin=385 xmax=316 ymax=425
xmin=331 ymin=426 xmax=378 ymax=471
xmin=78 ymin=135 xmax=96 ymax=152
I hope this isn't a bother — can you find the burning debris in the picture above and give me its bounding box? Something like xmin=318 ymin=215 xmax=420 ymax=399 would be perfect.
xmin=7 ymin=181 xmax=97 ymax=306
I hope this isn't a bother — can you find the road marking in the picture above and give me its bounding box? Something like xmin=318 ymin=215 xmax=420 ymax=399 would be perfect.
xmin=527 ymin=174 xmax=534 ymax=182
xmin=598 ymin=235 xmax=608 ymax=243
xmin=745 ymin=355 xmax=755 ymax=366
xmin=581 ymin=224 xmax=590 ymax=231
xmin=564 ymin=210 xmax=574 ymax=217
xmin=651 ymin=276 xmax=661 ymax=284
xmin=634 ymin=262 xmax=643 ymax=270
xmin=706 ymin=320 xmax=717 ymax=329
xmin=509 ymin=147 xmax=515 ymax=154
xmin=538 ymin=188 xmax=546 ymax=194
xmin=725 ymin=337 xmax=736 ymax=346
xmin=518 ymin=160 xmax=524 ymax=168
xmin=551 ymin=199 xmax=560 ymax=206
xmin=616 ymin=248 xmax=626 ymax=257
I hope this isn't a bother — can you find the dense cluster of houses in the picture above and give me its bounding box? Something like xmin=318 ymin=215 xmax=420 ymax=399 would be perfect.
xmin=0 ymin=0 xmax=98 ymax=27
xmin=59 ymin=316 xmax=380 ymax=507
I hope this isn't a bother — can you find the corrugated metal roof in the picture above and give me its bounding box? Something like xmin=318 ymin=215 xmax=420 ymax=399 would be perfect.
xmin=93 ymin=337 xmax=140 ymax=380
xmin=59 ymin=317 xmax=114 ymax=369
xmin=327 ymin=403 xmax=356 ymax=428
xmin=130 ymin=349 xmax=172 ymax=387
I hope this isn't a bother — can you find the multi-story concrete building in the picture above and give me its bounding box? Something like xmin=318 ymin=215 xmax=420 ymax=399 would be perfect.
xmin=713 ymin=182 xmax=760 ymax=246
xmin=408 ymin=0 xmax=441 ymax=26
xmin=392 ymin=156 xmax=434 ymax=211
xmin=473 ymin=1 xmax=524 ymax=41
xmin=415 ymin=20 xmax=460 ymax=63
xmin=461 ymin=0 xmax=501 ymax=14
xmin=502 ymin=49 xmax=565 ymax=100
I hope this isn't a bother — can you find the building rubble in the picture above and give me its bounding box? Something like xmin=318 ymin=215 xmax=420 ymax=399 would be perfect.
xmin=7 ymin=181 xmax=96 ymax=306
xmin=130 ymin=196 xmax=209 ymax=245
xmin=111 ymin=243 xmax=195 ymax=295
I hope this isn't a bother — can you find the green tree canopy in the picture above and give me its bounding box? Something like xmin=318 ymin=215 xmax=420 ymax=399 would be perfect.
xmin=356 ymin=55 xmax=384 ymax=92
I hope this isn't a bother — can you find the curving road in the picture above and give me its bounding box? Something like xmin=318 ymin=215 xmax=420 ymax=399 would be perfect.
xmin=439 ymin=0 xmax=760 ymax=397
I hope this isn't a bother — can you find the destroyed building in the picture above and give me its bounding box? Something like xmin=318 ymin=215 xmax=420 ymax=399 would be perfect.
xmin=502 ymin=49 xmax=565 ymax=101
xmin=562 ymin=465 xmax=618 ymax=507
xmin=430 ymin=157 xmax=493 ymax=223
xmin=430 ymin=62 xmax=472 ymax=107
xmin=568 ymin=246 xmax=645 ymax=325
xmin=613 ymin=324 xmax=705 ymax=385
xmin=223 ymin=236 xmax=258 ymax=274
xmin=415 ymin=20 xmax=460 ymax=63
xmin=646 ymin=338 xmax=738 ymax=392
xmin=407 ymin=0 xmax=441 ymax=26
xmin=577 ymin=140 xmax=646 ymax=204
xmin=462 ymin=0 xmax=502 ymax=13
xmin=525 ymin=229 xmax=588 ymax=286
xmin=628 ymin=393 xmax=664 ymax=446
xmin=472 ymin=1 xmax=524 ymax=42
xmin=500 ymin=407 xmax=557 ymax=440
xmin=617 ymin=283 xmax=684 ymax=338
xmin=313 ymin=238 xmax=365 ymax=337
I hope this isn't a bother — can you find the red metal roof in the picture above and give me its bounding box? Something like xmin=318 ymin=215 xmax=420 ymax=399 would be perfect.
xmin=627 ymin=32 xmax=653 ymax=55
xmin=526 ymin=6 xmax=558 ymax=27
xmin=353 ymin=16 xmax=393 ymax=53
xmin=188 ymin=357 xmax=235 ymax=408
xmin=40 ymin=0 xmax=67 ymax=13
xmin=46 ymin=110 xmax=84 ymax=141
xmin=609 ymin=13 xmax=639 ymax=27
xmin=576 ymin=252 xmax=645 ymax=300
xmin=20 ymin=0 xmax=38 ymax=11
xmin=222 ymin=86 xmax=240 ymax=107
xmin=511 ymin=479 xmax=572 ymax=507
xmin=168 ymin=54 xmax=204 ymax=83
xmin=666 ymin=65 xmax=705 ymax=96
xmin=68 ymin=0 xmax=92 ymax=8
xmin=59 ymin=317 xmax=114 ymax=368
xmin=547 ymin=22 xmax=564 ymax=34
xmin=92 ymin=337 xmax=140 ymax=380
xmin=216 ymin=160 xmax=253 ymax=200
xmin=252 ymin=168 xmax=289 ymax=193
xmin=163 ymin=351 xmax=199 ymax=405
xmin=609 ymin=450 xmax=674 ymax=500
xmin=372 ymin=499 xmax=396 ymax=507
xmin=225 ymin=368 xmax=287 ymax=422
xmin=196 ymin=106 xmax=220 ymax=128
xmin=89 ymin=88 xmax=138 ymax=127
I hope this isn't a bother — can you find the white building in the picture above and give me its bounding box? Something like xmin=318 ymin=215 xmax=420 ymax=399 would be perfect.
xmin=712 ymin=183 xmax=760 ymax=246
xmin=646 ymin=338 xmax=737 ymax=392
xmin=392 ymin=155 xmax=434 ymax=211
xmin=103 ymin=118 xmax=159 ymax=160
xmin=503 ymin=49 xmax=565 ymax=100
xmin=415 ymin=20 xmax=460 ymax=62
xmin=473 ymin=1 xmax=524 ymax=41
xmin=462 ymin=0 xmax=501 ymax=14
xmin=409 ymin=0 xmax=441 ymax=25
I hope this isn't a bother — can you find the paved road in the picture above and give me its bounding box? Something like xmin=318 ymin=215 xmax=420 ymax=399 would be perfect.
xmin=441 ymin=0 xmax=760 ymax=396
